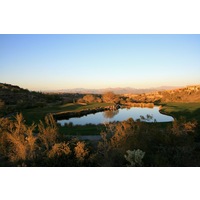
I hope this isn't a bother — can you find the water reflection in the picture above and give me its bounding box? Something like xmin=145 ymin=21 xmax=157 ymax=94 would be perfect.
xmin=140 ymin=114 xmax=153 ymax=121
xmin=103 ymin=110 xmax=119 ymax=119
xmin=57 ymin=106 xmax=174 ymax=126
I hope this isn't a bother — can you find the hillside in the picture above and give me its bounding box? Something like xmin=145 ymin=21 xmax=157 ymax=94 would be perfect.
xmin=0 ymin=83 xmax=61 ymax=116
xmin=159 ymin=85 xmax=200 ymax=102
xmin=44 ymin=86 xmax=178 ymax=94
xmin=0 ymin=83 xmax=44 ymax=105
xmin=124 ymin=85 xmax=200 ymax=103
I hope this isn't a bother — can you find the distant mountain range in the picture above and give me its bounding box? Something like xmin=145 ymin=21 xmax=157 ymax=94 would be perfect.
xmin=44 ymin=86 xmax=181 ymax=94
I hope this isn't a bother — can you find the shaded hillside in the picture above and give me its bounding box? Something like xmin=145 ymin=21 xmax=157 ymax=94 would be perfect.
xmin=0 ymin=83 xmax=61 ymax=116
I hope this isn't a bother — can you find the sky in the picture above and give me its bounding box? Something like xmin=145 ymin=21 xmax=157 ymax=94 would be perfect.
xmin=0 ymin=34 xmax=200 ymax=91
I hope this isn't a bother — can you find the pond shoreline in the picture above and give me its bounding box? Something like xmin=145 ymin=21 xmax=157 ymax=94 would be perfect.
xmin=53 ymin=105 xmax=118 ymax=120
xmin=54 ymin=103 xmax=156 ymax=121
xmin=56 ymin=105 xmax=174 ymax=126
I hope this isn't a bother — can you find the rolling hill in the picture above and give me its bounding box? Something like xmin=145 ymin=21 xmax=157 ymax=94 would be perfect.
xmin=44 ymin=86 xmax=179 ymax=94
xmin=125 ymin=85 xmax=200 ymax=103
xmin=0 ymin=83 xmax=61 ymax=116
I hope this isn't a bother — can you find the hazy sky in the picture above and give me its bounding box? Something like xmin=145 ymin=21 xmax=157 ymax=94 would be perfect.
xmin=0 ymin=34 xmax=199 ymax=91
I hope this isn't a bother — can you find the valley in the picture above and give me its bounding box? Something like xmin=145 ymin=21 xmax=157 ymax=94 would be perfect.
xmin=1 ymin=83 xmax=200 ymax=167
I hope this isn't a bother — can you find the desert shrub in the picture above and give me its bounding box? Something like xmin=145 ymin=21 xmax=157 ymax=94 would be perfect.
xmin=124 ymin=149 xmax=145 ymax=167
xmin=48 ymin=142 xmax=71 ymax=158
xmin=0 ymin=113 xmax=37 ymax=162
xmin=38 ymin=114 xmax=58 ymax=152
xmin=74 ymin=141 xmax=89 ymax=163
xmin=0 ymin=112 xmax=199 ymax=167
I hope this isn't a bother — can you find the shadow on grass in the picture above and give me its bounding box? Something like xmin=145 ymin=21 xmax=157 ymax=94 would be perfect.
xmin=160 ymin=103 xmax=200 ymax=122
xmin=170 ymin=108 xmax=200 ymax=122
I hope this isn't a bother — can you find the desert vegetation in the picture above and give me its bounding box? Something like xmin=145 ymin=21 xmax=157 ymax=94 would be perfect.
xmin=125 ymin=85 xmax=200 ymax=104
xmin=0 ymin=112 xmax=199 ymax=167
xmin=0 ymin=83 xmax=62 ymax=118
xmin=1 ymin=83 xmax=200 ymax=167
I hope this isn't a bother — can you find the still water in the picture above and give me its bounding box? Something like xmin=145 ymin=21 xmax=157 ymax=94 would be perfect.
xmin=57 ymin=106 xmax=174 ymax=126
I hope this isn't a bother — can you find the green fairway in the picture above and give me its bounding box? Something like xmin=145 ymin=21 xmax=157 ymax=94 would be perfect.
xmin=59 ymin=124 xmax=105 ymax=136
xmin=160 ymin=102 xmax=200 ymax=121
xmin=20 ymin=102 xmax=200 ymax=136
xmin=22 ymin=102 xmax=113 ymax=124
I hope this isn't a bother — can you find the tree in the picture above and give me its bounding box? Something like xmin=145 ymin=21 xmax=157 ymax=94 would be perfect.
xmin=96 ymin=97 xmax=102 ymax=103
xmin=83 ymin=94 xmax=96 ymax=103
xmin=103 ymin=110 xmax=119 ymax=119
xmin=102 ymin=92 xmax=118 ymax=103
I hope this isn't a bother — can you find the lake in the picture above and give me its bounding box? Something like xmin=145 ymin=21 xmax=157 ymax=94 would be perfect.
xmin=57 ymin=106 xmax=174 ymax=126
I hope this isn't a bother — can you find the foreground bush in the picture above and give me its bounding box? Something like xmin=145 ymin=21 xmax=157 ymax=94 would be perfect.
xmin=0 ymin=113 xmax=199 ymax=167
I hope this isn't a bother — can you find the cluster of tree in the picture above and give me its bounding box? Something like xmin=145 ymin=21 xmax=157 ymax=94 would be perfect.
xmin=125 ymin=102 xmax=154 ymax=108
xmin=77 ymin=94 xmax=102 ymax=104
xmin=58 ymin=93 xmax=85 ymax=104
xmin=77 ymin=92 xmax=128 ymax=105
xmin=102 ymin=92 xmax=119 ymax=103
xmin=0 ymin=113 xmax=199 ymax=167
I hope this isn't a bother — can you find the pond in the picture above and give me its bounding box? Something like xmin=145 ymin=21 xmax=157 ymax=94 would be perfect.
xmin=57 ymin=106 xmax=174 ymax=126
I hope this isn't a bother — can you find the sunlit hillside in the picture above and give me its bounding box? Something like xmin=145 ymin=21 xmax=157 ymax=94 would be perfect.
xmin=124 ymin=85 xmax=200 ymax=103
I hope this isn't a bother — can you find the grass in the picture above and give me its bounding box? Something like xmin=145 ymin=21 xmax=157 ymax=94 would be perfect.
xmin=22 ymin=102 xmax=113 ymax=124
xmin=18 ymin=101 xmax=200 ymax=136
xmin=59 ymin=124 xmax=105 ymax=136
xmin=21 ymin=102 xmax=111 ymax=136
xmin=160 ymin=102 xmax=200 ymax=121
